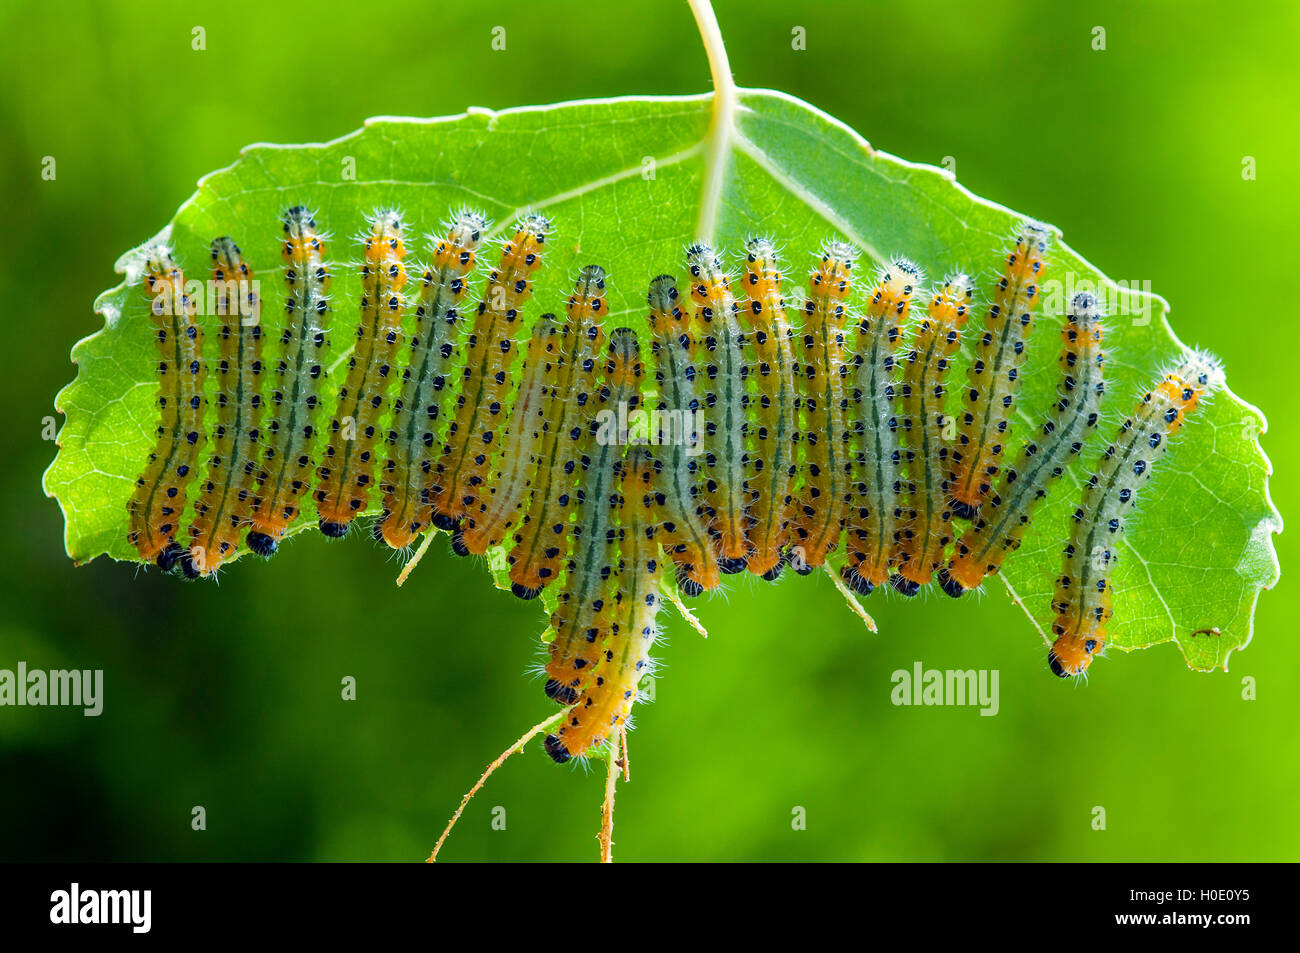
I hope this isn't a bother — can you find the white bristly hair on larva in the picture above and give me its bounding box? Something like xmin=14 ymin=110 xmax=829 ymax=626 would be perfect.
xmin=948 ymin=222 xmax=1052 ymax=515
xmin=1047 ymin=344 xmax=1221 ymax=679
xmin=840 ymin=254 xmax=918 ymax=593
xmin=247 ymin=205 xmax=332 ymax=559
xmin=685 ymin=241 xmax=750 ymax=571
xmin=377 ymin=208 xmax=488 ymax=551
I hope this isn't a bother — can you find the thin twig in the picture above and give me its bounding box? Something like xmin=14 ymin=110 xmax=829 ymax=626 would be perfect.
xmin=598 ymin=734 xmax=622 ymax=863
xmin=664 ymin=584 xmax=709 ymax=638
xmin=427 ymin=708 xmax=570 ymax=862
xmin=396 ymin=529 xmax=437 ymax=587
xmin=825 ymin=564 xmax=878 ymax=633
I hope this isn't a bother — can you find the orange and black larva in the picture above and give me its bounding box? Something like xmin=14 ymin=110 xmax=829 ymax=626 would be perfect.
xmin=739 ymin=238 xmax=798 ymax=581
xmin=889 ymin=274 xmax=973 ymax=592
xmin=686 ymin=243 xmax=750 ymax=573
xmin=646 ymin=274 xmax=720 ymax=596
xmin=182 ymin=237 xmax=264 ymax=578
xmin=1047 ymin=352 xmax=1219 ymax=677
xmin=246 ymin=206 xmax=330 ymax=557
xmin=127 ymin=243 xmax=206 ymax=570
xmin=377 ymin=210 xmax=487 ymax=550
xmin=547 ymin=445 xmax=662 ymax=763
xmin=122 ymin=210 xmax=1218 ymax=699
xmin=462 ymin=312 xmax=563 ymax=555
xmin=544 ymin=327 xmax=643 ymax=707
xmin=430 ymin=213 xmax=551 ymax=538
xmin=790 ymin=241 xmax=857 ymax=573
xmin=505 ymin=266 xmax=607 ymax=599
xmin=947 ymin=223 xmax=1051 ymax=518
xmin=315 ymin=210 xmax=407 ymax=537
xmin=842 ymin=257 xmax=919 ymax=594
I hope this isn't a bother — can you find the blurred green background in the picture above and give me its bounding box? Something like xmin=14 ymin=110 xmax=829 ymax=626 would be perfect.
xmin=1 ymin=0 xmax=1295 ymax=861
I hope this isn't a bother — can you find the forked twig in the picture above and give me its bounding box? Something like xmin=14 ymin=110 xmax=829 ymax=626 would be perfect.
xmin=427 ymin=707 xmax=571 ymax=862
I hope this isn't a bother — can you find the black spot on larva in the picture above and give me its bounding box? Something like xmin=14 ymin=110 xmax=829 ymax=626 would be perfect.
xmin=889 ymin=574 xmax=920 ymax=598
xmin=155 ymin=543 xmax=185 ymax=573
xmin=511 ymin=582 xmax=542 ymax=601
xmin=246 ymin=531 xmax=277 ymax=557
xmin=839 ymin=564 xmax=873 ymax=594
xmin=544 ymin=734 xmax=572 ymax=763
xmin=936 ymin=568 xmax=965 ymax=599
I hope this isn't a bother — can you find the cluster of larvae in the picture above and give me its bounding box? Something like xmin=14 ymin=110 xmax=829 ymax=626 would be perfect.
xmin=125 ymin=208 xmax=1218 ymax=759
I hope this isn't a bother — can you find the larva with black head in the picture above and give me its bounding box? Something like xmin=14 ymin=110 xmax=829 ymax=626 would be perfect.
xmin=127 ymin=244 xmax=207 ymax=570
xmin=887 ymin=274 xmax=973 ymax=593
xmin=544 ymin=327 xmax=643 ymax=706
xmin=739 ymin=238 xmax=798 ymax=581
xmin=314 ymin=209 xmax=407 ymax=537
xmin=686 ymin=243 xmax=750 ymax=573
xmin=646 ymin=274 xmax=720 ymax=596
xmin=546 ymin=445 xmax=662 ymax=764
xmin=941 ymin=291 xmax=1106 ymax=597
xmin=789 ymin=240 xmax=857 ymax=573
xmin=948 ymin=222 xmax=1052 ymax=517
xmin=246 ymin=206 xmax=331 ymax=558
xmin=841 ymin=257 xmax=919 ymax=593
xmin=376 ymin=209 xmax=486 ymax=550
xmin=506 ymin=266 xmax=606 ymax=599
xmin=431 ymin=213 xmax=551 ymax=532
xmin=1048 ymin=351 xmax=1221 ymax=677
xmin=461 ymin=312 xmax=563 ymax=554
xmin=183 ymin=237 xmax=264 ymax=578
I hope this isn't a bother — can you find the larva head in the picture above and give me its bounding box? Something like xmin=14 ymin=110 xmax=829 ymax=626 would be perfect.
xmin=870 ymin=256 xmax=922 ymax=318
xmin=1068 ymin=291 xmax=1104 ymax=329
xmin=140 ymin=243 xmax=191 ymax=320
xmin=1060 ymin=290 xmax=1105 ymax=362
xmin=432 ymin=208 xmax=488 ymax=272
xmin=364 ymin=208 xmax=406 ymax=262
xmin=810 ymin=239 xmax=858 ymax=300
xmin=526 ymin=312 xmax=561 ymax=364
xmin=743 ymin=237 xmax=782 ymax=297
xmin=1048 ymin=630 xmax=1105 ymax=678
xmin=209 ymin=236 xmax=247 ymax=275
xmin=1006 ymin=220 xmax=1052 ymax=286
xmin=281 ymin=205 xmax=326 ymax=261
xmin=1156 ymin=350 xmax=1223 ymax=432
xmin=140 ymin=243 xmax=181 ymax=295
xmin=646 ymin=274 xmax=687 ymax=331
xmin=686 ymin=243 xmax=732 ymax=306
xmin=606 ymin=327 xmax=643 ymax=391
xmin=929 ymin=272 xmax=976 ymax=328
xmin=209 ymin=237 xmax=257 ymax=320
xmin=502 ymin=213 xmax=552 ymax=274
xmin=567 ymin=265 xmax=608 ymax=324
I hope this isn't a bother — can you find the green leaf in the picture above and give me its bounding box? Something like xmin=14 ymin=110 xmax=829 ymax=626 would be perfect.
xmin=42 ymin=85 xmax=1280 ymax=671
